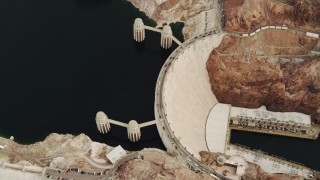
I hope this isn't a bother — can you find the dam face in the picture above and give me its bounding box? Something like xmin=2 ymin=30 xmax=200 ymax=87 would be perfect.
xmin=155 ymin=32 xmax=225 ymax=159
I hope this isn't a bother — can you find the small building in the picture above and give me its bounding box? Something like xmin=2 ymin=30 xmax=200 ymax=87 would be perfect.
xmin=226 ymin=156 xmax=247 ymax=176
xmin=214 ymin=155 xmax=248 ymax=179
xmin=106 ymin=145 xmax=126 ymax=164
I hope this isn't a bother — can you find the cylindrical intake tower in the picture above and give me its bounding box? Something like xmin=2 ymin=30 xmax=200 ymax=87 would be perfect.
xmin=133 ymin=18 xmax=145 ymax=42
xmin=127 ymin=120 xmax=141 ymax=142
xmin=161 ymin=25 xmax=173 ymax=49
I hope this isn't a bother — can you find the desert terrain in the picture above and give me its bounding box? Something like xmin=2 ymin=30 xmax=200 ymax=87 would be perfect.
xmin=127 ymin=0 xmax=221 ymax=39
xmin=207 ymin=29 xmax=320 ymax=123
xmin=223 ymin=0 xmax=320 ymax=33
xmin=0 ymin=133 xmax=307 ymax=179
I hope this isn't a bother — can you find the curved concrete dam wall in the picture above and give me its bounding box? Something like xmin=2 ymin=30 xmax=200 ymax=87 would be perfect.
xmin=159 ymin=33 xmax=225 ymax=159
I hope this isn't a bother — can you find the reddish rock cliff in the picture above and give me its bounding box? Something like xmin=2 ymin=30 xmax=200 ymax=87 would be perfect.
xmin=117 ymin=158 xmax=213 ymax=180
xmin=127 ymin=0 xmax=220 ymax=39
xmin=206 ymin=30 xmax=320 ymax=123
xmin=223 ymin=0 xmax=320 ymax=33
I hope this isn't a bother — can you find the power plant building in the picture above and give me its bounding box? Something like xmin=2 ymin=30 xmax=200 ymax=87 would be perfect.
xmin=229 ymin=105 xmax=313 ymax=136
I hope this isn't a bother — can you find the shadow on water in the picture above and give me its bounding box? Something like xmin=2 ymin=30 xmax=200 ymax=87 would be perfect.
xmin=134 ymin=41 xmax=146 ymax=55
xmin=231 ymin=130 xmax=320 ymax=170
xmin=160 ymin=47 xmax=173 ymax=59
xmin=170 ymin=22 xmax=185 ymax=42
xmin=75 ymin=0 xmax=112 ymax=6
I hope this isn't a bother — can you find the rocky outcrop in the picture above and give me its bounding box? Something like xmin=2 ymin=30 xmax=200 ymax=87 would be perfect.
xmin=117 ymin=158 xmax=212 ymax=180
xmin=199 ymin=151 xmax=228 ymax=164
xmin=260 ymin=173 xmax=303 ymax=180
xmin=127 ymin=0 xmax=221 ymax=39
xmin=0 ymin=134 xmax=213 ymax=179
xmin=0 ymin=133 xmax=310 ymax=179
xmin=206 ymin=30 xmax=320 ymax=123
xmin=223 ymin=0 xmax=320 ymax=33
xmin=0 ymin=133 xmax=113 ymax=169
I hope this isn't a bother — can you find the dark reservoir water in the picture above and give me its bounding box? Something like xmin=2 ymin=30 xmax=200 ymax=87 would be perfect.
xmin=0 ymin=0 xmax=319 ymax=171
xmin=231 ymin=130 xmax=320 ymax=170
xmin=0 ymin=0 xmax=183 ymax=150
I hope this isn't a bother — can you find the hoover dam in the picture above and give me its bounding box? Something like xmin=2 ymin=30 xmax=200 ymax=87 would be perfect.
xmin=154 ymin=25 xmax=320 ymax=179
xmin=155 ymin=32 xmax=225 ymax=159
xmin=1 ymin=0 xmax=320 ymax=179
xmin=1 ymin=23 xmax=319 ymax=179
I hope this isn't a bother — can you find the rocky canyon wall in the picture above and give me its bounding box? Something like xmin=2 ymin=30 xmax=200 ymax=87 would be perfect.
xmin=206 ymin=30 xmax=320 ymax=123
xmin=222 ymin=0 xmax=320 ymax=33
xmin=127 ymin=0 xmax=221 ymax=40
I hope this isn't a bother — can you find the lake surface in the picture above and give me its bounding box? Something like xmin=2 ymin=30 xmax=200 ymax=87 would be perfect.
xmin=231 ymin=130 xmax=320 ymax=170
xmin=0 ymin=0 xmax=319 ymax=171
xmin=0 ymin=0 xmax=177 ymax=150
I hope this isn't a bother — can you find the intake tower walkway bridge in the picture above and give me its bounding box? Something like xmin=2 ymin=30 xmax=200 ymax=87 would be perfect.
xmin=133 ymin=18 xmax=182 ymax=49
xmin=95 ymin=111 xmax=157 ymax=142
xmin=94 ymin=19 xmax=184 ymax=143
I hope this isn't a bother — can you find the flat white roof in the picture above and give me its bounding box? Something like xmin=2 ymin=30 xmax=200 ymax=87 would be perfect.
xmin=230 ymin=106 xmax=311 ymax=125
xmin=206 ymin=103 xmax=231 ymax=153
xmin=107 ymin=145 xmax=126 ymax=164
